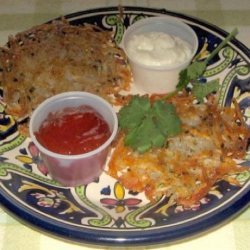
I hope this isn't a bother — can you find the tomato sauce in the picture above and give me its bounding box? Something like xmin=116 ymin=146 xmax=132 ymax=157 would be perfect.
xmin=35 ymin=105 xmax=111 ymax=155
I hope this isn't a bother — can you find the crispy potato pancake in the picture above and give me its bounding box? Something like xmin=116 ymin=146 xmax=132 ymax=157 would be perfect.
xmin=0 ymin=19 xmax=131 ymax=122
xmin=108 ymin=92 xmax=250 ymax=208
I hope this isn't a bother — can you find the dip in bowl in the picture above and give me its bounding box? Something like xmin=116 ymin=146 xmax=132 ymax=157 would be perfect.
xmin=122 ymin=16 xmax=198 ymax=94
xmin=29 ymin=91 xmax=118 ymax=186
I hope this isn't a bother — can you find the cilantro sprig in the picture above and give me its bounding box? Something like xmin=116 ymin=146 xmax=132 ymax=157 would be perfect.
xmin=192 ymin=79 xmax=220 ymax=102
xmin=176 ymin=28 xmax=238 ymax=96
xmin=118 ymin=96 xmax=181 ymax=153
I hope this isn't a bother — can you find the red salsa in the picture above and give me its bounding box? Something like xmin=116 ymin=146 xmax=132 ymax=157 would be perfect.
xmin=35 ymin=105 xmax=111 ymax=155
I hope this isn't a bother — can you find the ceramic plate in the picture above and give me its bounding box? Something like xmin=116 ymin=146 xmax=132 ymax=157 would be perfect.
xmin=0 ymin=6 xmax=249 ymax=246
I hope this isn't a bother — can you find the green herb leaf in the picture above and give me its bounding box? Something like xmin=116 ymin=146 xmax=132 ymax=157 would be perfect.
xmin=124 ymin=115 xmax=166 ymax=153
xmin=118 ymin=96 xmax=182 ymax=153
xmin=152 ymin=100 xmax=181 ymax=137
xmin=186 ymin=61 xmax=207 ymax=80
xmin=176 ymin=67 xmax=190 ymax=91
xmin=176 ymin=28 xmax=238 ymax=91
xmin=192 ymin=79 xmax=220 ymax=103
xmin=118 ymin=95 xmax=150 ymax=130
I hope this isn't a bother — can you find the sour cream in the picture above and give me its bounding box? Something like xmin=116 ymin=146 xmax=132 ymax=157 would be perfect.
xmin=126 ymin=32 xmax=192 ymax=67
